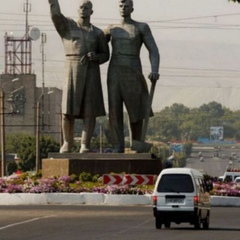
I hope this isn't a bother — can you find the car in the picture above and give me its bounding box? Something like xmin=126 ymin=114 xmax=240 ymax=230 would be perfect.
xmin=218 ymin=176 xmax=224 ymax=181
xmin=152 ymin=168 xmax=212 ymax=230
xmin=220 ymin=170 xmax=240 ymax=182
xmin=234 ymin=177 xmax=240 ymax=183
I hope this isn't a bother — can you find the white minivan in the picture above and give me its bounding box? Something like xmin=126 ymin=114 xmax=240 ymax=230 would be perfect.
xmin=152 ymin=168 xmax=212 ymax=230
xmin=221 ymin=171 xmax=240 ymax=182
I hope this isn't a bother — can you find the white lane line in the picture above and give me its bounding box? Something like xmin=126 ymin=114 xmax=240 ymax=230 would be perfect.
xmin=117 ymin=218 xmax=153 ymax=234
xmin=0 ymin=215 xmax=56 ymax=231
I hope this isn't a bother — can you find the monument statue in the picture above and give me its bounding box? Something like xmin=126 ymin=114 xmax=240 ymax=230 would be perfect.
xmin=48 ymin=0 xmax=109 ymax=153
xmin=104 ymin=0 xmax=160 ymax=153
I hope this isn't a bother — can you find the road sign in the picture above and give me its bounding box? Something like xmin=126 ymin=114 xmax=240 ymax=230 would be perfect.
xmin=103 ymin=174 xmax=155 ymax=185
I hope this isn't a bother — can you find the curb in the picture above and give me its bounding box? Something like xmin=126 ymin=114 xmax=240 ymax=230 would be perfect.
xmin=210 ymin=196 xmax=240 ymax=207
xmin=0 ymin=193 xmax=152 ymax=206
xmin=0 ymin=194 xmax=239 ymax=206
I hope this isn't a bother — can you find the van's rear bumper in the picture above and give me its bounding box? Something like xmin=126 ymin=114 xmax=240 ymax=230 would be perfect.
xmin=153 ymin=207 xmax=198 ymax=223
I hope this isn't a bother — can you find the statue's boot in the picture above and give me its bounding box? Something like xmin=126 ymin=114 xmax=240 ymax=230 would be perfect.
xmin=110 ymin=117 xmax=125 ymax=153
xmin=80 ymin=117 xmax=95 ymax=153
xmin=130 ymin=120 xmax=143 ymax=141
xmin=60 ymin=115 xmax=74 ymax=153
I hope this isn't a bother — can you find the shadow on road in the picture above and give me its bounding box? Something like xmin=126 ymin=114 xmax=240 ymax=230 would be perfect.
xmin=160 ymin=227 xmax=240 ymax=231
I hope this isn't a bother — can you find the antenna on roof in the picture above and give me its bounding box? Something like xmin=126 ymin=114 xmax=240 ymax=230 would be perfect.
xmin=24 ymin=0 xmax=31 ymax=37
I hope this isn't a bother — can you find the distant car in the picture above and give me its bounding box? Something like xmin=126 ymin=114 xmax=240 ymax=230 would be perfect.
xmin=104 ymin=148 xmax=113 ymax=153
xmin=221 ymin=171 xmax=240 ymax=182
xmin=218 ymin=176 xmax=224 ymax=182
xmin=234 ymin=177 xmax=240 ymax=183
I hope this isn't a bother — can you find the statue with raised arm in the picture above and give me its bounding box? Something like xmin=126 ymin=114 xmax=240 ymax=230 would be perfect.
xmin=48 ymin=0 xmax=109 ymax=153
xmin=104 ymin=0 xmax=160 ymax=153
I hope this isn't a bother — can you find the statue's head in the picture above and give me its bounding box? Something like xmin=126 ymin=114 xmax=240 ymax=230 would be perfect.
xmin=79 ymin=0 xmax=93 ymax=9
xmin=118 ymin=0 xmax=134 ymax=16
xmin=119 ymin=0 xmax=133 ymax=8
xmin=78 ymin=0 xmax=93 ymax=18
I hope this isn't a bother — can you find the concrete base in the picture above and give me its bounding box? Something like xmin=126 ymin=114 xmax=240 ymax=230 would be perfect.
xmin=0 ymin=194 xmax=239 ymax=206
xmin=42 ymin=153 xmax=162 ymax=178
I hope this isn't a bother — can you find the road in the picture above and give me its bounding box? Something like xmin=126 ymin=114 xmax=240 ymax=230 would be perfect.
xmin=0 ymin=205 xmax=239 ymax=240
xmin=186 ymin=146 xmax=240 ymax=177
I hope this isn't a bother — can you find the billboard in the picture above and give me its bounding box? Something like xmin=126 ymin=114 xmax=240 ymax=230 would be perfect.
xmin=170 ymin=144 xmax=183 ymax=153
xmin=210 ymin=126 xmax=224 ymax=141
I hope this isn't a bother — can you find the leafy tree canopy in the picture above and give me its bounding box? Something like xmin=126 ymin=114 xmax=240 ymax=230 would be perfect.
xmin=147 ymin=101 xmax=240 ymax=142
xmin=5 ymin=133 xmax=60 ymax=171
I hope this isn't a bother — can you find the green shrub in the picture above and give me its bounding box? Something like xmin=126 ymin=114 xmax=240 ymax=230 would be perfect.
xmin=92 ymin=174 xmax=100 ymax=182
xmin=79 ymin=172 xmax=92 ymax=182
xmin=70 ymin=174 xmax=78 ymax=183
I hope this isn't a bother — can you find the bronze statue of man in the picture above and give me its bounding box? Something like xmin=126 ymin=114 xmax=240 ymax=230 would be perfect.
xmin=104 ymin=0 xmax=160 ymax=153
xmin=49 ymin=0 xmax=109 ymax=153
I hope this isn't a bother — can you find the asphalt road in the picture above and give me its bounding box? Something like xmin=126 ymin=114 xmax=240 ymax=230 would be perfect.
xmin=0 ymin=205 xmax=239 ymax=240
xmin=186 ymin=146 xmax=240 ymax=177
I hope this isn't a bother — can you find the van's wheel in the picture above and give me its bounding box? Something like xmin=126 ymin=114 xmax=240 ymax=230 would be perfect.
xmin=203 ymin=213 xmax=210 ymax=230
xmin=194 ymin=215 xmax=201 ymax=229
xmin=164 ymin=222 xmax=171 ymax=228
xmin=155 ymin=217 xmax=162 ymax=229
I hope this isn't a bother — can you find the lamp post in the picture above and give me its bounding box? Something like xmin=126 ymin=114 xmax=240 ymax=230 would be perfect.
xmin=36 ymin=100 xmax=40 ymax=172
xmin=98 ymin=117 xmax=105 ymax=154
xmin=56 ymin=103 xmax=63 ymax=146
xmin=35 ymin=91 xmax=53 ymax=172
xmin=0 ymin=78 xmax=19 ymax=177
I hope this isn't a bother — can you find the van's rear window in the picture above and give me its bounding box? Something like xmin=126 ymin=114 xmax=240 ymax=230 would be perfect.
xmin=157 ymin=174 xmax=194 ymax=193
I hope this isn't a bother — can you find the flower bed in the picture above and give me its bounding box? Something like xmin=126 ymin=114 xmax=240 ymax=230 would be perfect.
xmin=0 ymin=175 xmax=240 ymax=197
xmin=0 ymin=175 xmax=152 ymax=195
xmin=212 ymin=182 xmax=240 ymax=197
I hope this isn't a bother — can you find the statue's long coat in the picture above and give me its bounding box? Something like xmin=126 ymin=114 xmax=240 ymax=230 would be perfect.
xmin=50 ymin=0 xmax=109 ymax=118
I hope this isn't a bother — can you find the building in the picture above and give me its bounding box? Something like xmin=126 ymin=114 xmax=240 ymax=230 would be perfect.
xmin=0 ymin=73 xmax=62 ymax=143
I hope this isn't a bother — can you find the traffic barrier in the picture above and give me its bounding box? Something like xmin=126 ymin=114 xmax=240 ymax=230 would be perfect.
xmin=103 ymin=174 xmax=155 ymax=185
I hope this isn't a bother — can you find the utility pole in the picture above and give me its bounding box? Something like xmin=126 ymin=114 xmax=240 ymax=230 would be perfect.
xmin=24 ymin=0 xmax=31 ymax=73
xmin=40 ymin=33 xmax=47 ymax=132
xmin=0 ymin=90 xmax=5 ymax=177
xmin=36 ymin=101 xmax=40 ymax=172
xmin=0 ymin=78 xmax=19 ymax=177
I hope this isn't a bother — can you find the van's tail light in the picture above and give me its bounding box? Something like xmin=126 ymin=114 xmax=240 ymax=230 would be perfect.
xmin=194 ymin=196 xmax=198 ymax=206
xmin=152 ymin=195 xmax=157 ymax=206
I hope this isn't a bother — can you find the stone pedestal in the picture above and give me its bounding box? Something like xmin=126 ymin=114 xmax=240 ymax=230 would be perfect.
xmin=42 ymin=153 xmax=162 ymax=178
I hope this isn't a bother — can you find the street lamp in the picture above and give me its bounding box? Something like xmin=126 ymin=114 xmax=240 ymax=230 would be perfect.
xmin=35 ymin=91 xmax=53 ymax=172
xmin=56 ymin=102 xmax=63 ymax=146
xmin=98 ymin=117 xmax=105 ymax=154
xmin=0 ymin=78 xmax=19 ymax=177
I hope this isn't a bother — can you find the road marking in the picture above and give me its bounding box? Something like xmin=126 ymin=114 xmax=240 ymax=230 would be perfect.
xmin=117 ymin=218 xmax=153 ymax=234
xmin=0 ymin=215 xmax=56 ymax=231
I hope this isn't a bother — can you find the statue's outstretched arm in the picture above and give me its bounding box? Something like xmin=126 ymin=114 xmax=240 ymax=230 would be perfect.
xmin=48 ymin=0 xmax=68 ymax=38
xmin=48 ymin=0 xmax=61 ymax=16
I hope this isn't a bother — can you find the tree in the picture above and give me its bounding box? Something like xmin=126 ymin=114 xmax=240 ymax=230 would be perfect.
xmin=146 ymin=101 xmax=240 ymax=142
xmin=7 ymin=162 xmax=18 ymax=175
xmin=199 ymin=101 xmax=224 ymax=119
xmin=5 ymin=133 xmax=60 ymax=171
xmin=229 ymin=0 xmax=240 ymax=3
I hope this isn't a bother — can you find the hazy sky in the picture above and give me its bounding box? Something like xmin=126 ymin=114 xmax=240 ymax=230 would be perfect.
xmin=1 ymin=0 xmax=240 ymax=111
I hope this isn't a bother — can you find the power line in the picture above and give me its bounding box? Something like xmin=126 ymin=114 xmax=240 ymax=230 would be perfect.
xmin=161 ymin=66 xmax=240 ymax=73
xmin=149 ymin=12 xmax=240 ymax=23
xmin=161 ymin=74 xmax=240 ymax=78
xmin=1 ymin=53 xmax=240 ymax=75
xmin=0 ymin=11 xmax=240 ymax=29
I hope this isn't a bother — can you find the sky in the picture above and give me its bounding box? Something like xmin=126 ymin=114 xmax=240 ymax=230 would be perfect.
xmin=1 ymin=0 xmax=240 ymax=111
